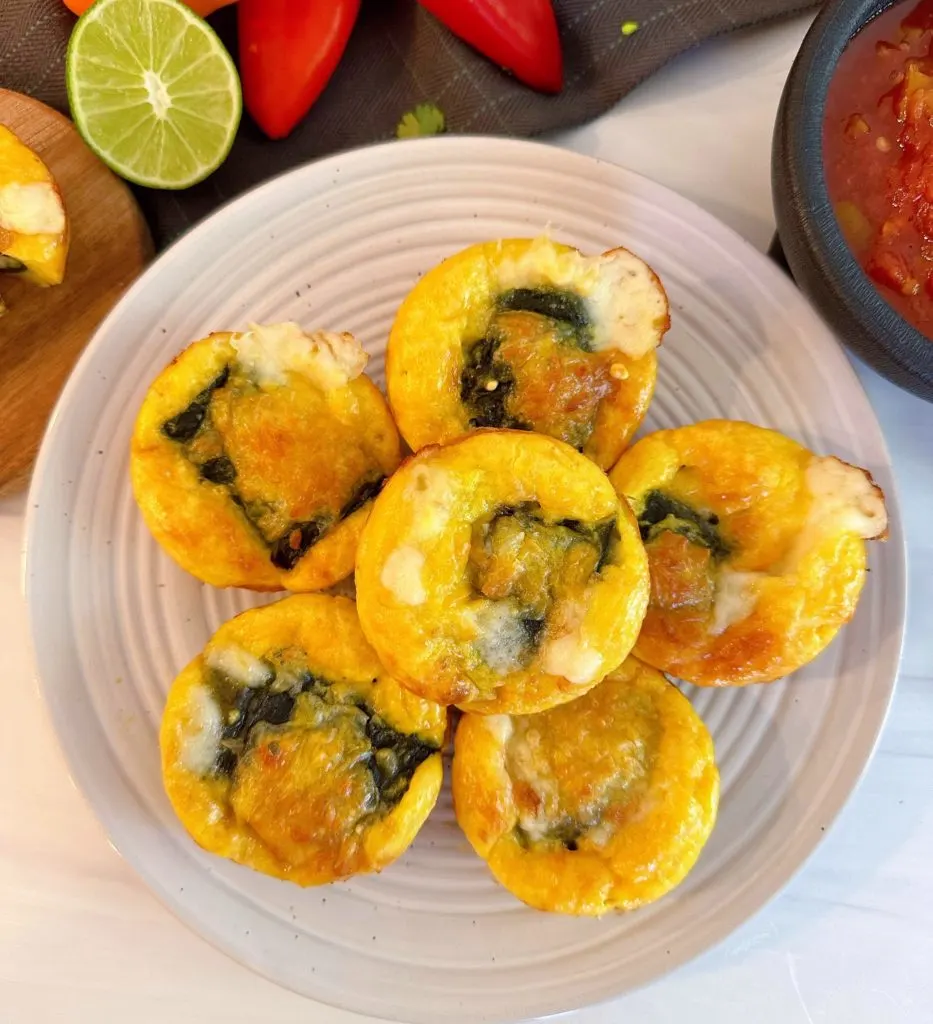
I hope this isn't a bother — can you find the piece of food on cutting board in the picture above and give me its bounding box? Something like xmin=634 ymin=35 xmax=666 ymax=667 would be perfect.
xmin=0 ymin=124 xmax=69 ymax=301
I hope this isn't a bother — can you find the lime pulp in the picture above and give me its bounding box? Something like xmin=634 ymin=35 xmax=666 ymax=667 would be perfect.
xmin=66 ymin=0 xmax=241 ymax=190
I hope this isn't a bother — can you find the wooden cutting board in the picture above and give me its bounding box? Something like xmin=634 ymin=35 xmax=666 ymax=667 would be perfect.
xmin=0 ymin=89 xmax=152 ymax=496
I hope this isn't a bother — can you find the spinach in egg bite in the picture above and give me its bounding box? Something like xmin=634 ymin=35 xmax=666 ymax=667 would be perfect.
xmin=387 ymin=237 xmax=669 ymax=470
xmin=453 ymin=657 xmax=719 ymax=915
xmin=610 ymin=420 xmax=888 ymax=686
xmin=355 ymin=430 xmax=650 ymax=716
xmin=131 ymin=323 xmax=400 ymax=591
xmin=160 ymin=595 xmax=446 ymax=887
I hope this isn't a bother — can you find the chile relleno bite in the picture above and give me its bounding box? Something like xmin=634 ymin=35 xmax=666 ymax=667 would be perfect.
xmin=131 ymin=322 xmax=400 ymax=591
xmin=160 ymin=595 xmax=446 ymax=885
xmin=355 ymin=430 xmax=649 ymax=715
xmin=609 ymin=420 xmax=888 ymax=686
xmin=387 ymin=237 xmax=668 ymax=470
xmin=0 ymin=124 xmax=69 ymax=307
xmin=453 ymin=657 xmax=719 ymax=915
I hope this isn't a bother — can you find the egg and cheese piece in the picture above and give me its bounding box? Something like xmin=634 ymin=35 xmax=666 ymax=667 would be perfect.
xmin=608 ymin=420 xmax=888 ymax=686
xmin=355 ymin=430 xmax=650 ymax=715
xmin=131 ymin=322 xmax=401 ymax=591
xmin=386 ymin=237 xmax=669 ymax=470
xmin=161 ymin=594 xmax=446 ymax=886
xmin=453 ymin=657 xmax=718 ymax=915
xmin=0 ymin=124 xmax=69 ymax=287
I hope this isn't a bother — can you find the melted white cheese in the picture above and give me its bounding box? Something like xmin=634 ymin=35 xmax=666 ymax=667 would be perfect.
xmin=0 ymin=181 xmax=65 ymax=235
xmin=517 ymin=809 xmax=553 ymax=843
xmin=709 ymin=569 xmax=761 ymax=636
xmin=586 ymin=822 xmax=614 ymax=848
xmin=496 ymin=236 xmax=667 ymax=360
xmin=473 ymin=601 xmax=531 ymax=675
xmin=781 ymin=456 xmax=888 ymax=573
xmin=507 ymin=725 xmax=561 ymax=840
xmin=541 ymin=629 xmax=603 ymax=685
xmin=482 ymin=714 xmax=514 ymax=746
xmin=180 ymin=683 xmax=222 ymax=775
xmin=205 ymin=644 xmax=272 ymax=687
xmin=804 ymin=456 xmax=888 ymax=539
xmin=231 ymin=322 xmax=368 ymax=390
xmin=380 ymin=545 xmax=426 ymax=605
xmin=403 ymin=464 xmax=456 ymax=542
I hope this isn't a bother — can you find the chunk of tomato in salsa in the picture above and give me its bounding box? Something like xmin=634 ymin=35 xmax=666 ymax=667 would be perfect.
xmin=823 ymin=0 xmax=933 ymax=335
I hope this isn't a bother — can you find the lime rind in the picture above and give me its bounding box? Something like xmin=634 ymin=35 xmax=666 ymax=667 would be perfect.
xmin=66 ymin=0 xmax=241 ymax=190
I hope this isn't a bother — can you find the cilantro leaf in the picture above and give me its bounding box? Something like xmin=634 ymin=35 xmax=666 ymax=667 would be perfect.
xmin=396 ymin=103 xmax=446 ymax=139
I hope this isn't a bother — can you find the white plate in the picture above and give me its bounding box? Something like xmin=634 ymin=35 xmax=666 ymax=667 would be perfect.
xmin=24 ymin=137 xmax=905 ymax=1024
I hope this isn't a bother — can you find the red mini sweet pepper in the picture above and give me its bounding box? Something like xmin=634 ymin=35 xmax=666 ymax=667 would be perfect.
xmin=418 ymin=0 xmax=563 ymax=93
xmin=238 ymin=0 xmax=362 ymax=140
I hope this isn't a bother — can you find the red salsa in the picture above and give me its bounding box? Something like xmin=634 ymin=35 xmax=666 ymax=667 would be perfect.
xmin=824 ymin=0 xmax=933 ymax=336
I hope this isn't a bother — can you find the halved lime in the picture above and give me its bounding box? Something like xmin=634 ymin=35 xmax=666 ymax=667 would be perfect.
xmin=66 ymin=0 xmax=241 ymax=189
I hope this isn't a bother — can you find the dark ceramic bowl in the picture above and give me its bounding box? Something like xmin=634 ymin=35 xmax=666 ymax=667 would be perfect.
xmin=773 ymin=0 xmax=933 ymax=401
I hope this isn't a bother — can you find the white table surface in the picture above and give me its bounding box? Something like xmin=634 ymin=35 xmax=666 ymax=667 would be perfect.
xmin=3 ymin=13 xmax=932 ymax=1024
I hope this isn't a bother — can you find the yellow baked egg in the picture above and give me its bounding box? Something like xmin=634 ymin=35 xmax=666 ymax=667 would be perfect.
xmin=609 ymin=419 xmax=888 ymax=686
xmin=386 ymin=237 xmax=669 ymax=469
xmin=0 ymin=124 xmax=69 ymax=289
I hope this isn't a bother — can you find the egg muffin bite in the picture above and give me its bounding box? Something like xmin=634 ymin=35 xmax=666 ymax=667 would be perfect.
xmin=132 ymin=322 xmax=401 ymax=591
xmin=160 ymin=594 xmax=446 ymax=886
xmin=609 ymin=420 xmax=888 ymax=686
xmin=453 ymin=657 xmax=718 ymax=915
xmin=386 ymin=237 xmax=669 ymax=470
xmin=0 ymin=124 xmax=69 ymax=309
xmin=355 ymin=430 xmax=650 ymax=715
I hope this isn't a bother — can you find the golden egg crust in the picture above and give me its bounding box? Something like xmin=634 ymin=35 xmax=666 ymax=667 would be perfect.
xmin=131 ymin=326 xmax=401 ymax=591
xmin=0 ymin=124 xmax=69 ymax=287
xmin=160 ymin=594 xmax=447 ymax=886
xmin=386 ymin=238 xmax=669 ymax=469
xmin=608 ymin=420 xmax=888 ymax=686
xmin=355 ymin=430 xmax=650 ymax=715
xmin=452 ymin=657 xmax=719 ymax=916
